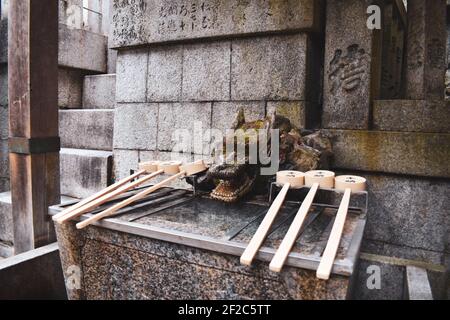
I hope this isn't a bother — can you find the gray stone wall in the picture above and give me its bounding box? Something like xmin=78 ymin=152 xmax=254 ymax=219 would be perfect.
xmin=112 ymin=0 xmax=324 ymax=181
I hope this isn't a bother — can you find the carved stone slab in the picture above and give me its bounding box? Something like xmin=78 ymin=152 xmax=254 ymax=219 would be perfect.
xmin=405 ymin=0 xmax=447 ymax=100
xmin=111 ymin=0 xmax=323 ymax=47
xmin=322 ymin=0 xmax=381 ymax=130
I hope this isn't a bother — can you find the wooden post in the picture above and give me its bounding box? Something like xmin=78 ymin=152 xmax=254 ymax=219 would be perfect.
xmin=8 ymin=0 xmax=60 ymax=254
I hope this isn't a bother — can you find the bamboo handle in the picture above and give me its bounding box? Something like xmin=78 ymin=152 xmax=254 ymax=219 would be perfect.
xmin=269 ymin=183 xmax=320 ymax=272
xmin=316 ymin=188 xmax=351 ymax=280
xmin=76 ymin=171 xmax=186 ymax=229
xmin=52 ymin=169 xmax=147 ymax=221
xmin=240 ymin=183 xmax=291 ymax=266
xmin=55 ymin=170 xmax=164 ymax=224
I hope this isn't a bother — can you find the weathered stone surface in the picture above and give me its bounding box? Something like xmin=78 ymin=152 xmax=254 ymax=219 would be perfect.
xmin=60 ymin=148 xmax=113 ymax=199
xmin=353 ymin=259 xmax=405 ymax=300
xmin=0 ymin=64 xmax=6 ymax=106
xmin=0 ymin=107 xmax=7 ymax=139
xmin=211 ymin=101 xmax=265 ymax=133
xmin=324 ymin=130 xmax=450 ymax=178
xmin=147 ymin=45 xmax=182 ymax=102
xmin=267 ymin=101 xmax=306 ymax=129
xmin=0 ymin=191 xmax=12 ymax=243
xmin=59 ymin=110 xmax=114 ymax=151
xmin=0 ymin=19 xmax=6 ymax=64
xmin=183 ymin=41 xmax=230 ymax=101
xmin=158 ymin=102 xmax=212 ymax=154
xmin=373 ymin=100 xmax=450 ymax=133
xmin=322 ymin=0 xmax=381 ymax=129
xmin=83 ymin=74 xmax=116 ymax=109
xmin=59 ymin=0 xmax=83 ymax=28
xmin=111 ymin=0 xmax=323 ymax=47
xmin=405 ymin=0 xmax=447 ymax=100
xmin=55 ymin=225 xmax=350 ymax=300
xmin=231 ymin=34 xmax=307 ymax=101
xmin=58 ymin=67 xmax=85 ymax=109
xmin=59 ymin=23 xmax=107 ymax=73
xmin=405 ymin=266 xmax=433 ymax=300
xmin=0 ymin=177 xmax=8 ymax=193
xmin=379 ymin=1 xmax=406 ymax=99
xmin=113 ymin=103 xmax=158 ymax=150
xmin=116 ymin=49 xmax=148 ymax=103
xmin=113 ymin=149 xmax=139 ymax=181
xmin=0 ymin=139 xmax=8 ymax=178
xmin=359 ymin=173 xmax=449 ymax=253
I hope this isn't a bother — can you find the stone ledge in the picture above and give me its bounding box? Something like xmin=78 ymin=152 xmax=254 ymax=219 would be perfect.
xmin=60 ymin=148 xmax=113 ymax=199
xmin=323 ymin=130 xmax=450 ymax=178
xmin=59 ymin=109 xmax=114 ymax=151
xmin=59 ymin=23 xmax=107 ymax=73
xmin=373 ymin=100 xmax=450 ymax=133
xmin=112 ymin=0 xmax=324 ymax=48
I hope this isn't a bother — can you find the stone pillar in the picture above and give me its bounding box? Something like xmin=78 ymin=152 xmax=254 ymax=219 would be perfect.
xmin=405 ymin=0 xmax=447 ymax=100
xmin=322 ymin=0 xmax=382 ymax=130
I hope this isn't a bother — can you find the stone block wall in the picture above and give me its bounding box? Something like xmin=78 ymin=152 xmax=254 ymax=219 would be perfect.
xmin=112 ymin=0 xmax=325 ymax=181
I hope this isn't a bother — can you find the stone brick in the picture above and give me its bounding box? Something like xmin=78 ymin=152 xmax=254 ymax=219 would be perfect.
xmin=147 ymin=45 xmax=182 ymax=102
xmin=0 ymin=64 xmax=7 ymax=106
xmin=360 ymin=173 xmax=449 ymax=253
xmin=0 ymin=139 xmax=8 ymax=178
xmin=113 ymin=103 xmax=158 ymax=150
xmin=373 ymin=100 xmax=450 ymax=133
xmin=324 ymin=130 xmax=450 ymax=178
xmin=182 ymin=42 xmax=230 ymax=101
xmin=111 ymin=0 xmax=323 ymax=47
xmin=58 ymin=23 xmax=107 ymax=73
xmin=60 ymin=148 xmax=113 ymax=199
xmin=405 ymin=0 xmax=447 ymax=100
xmin=405 ymin=266 xmax=433 ymax=300
xmin=158 ymin=103 xmax=212 ymax=155
xmin=0 ymin=177 xmax=8 ymax=193
xmin=59 ymin=110 xmax=114 ymax=151
xmin=0 ymin=107 xmax=7 ymax=139
xmin=353 ymin=259 xmax=404 ymax=300
xmin=58 ymin=67 xmax=85 ymax=109
xmin=59 ymin=0 xmax=83 ymax=28
xmin=211 ymin=101 xmax=265 ymax=133
xmin=113 ymin=149 xmax=139 ymax=181
xmin=116 ymin=49 xmax=148 ymax=103
xmin=83 ymin=74 xmax=116 ymax=109
xmin=0 ymin=191 xmax=12 ymax=243
xmin=0 ymin=19 xmax=6 ymax=64
xmin=322 ymin=0 xmax=381 ymax=129
xmin=267 ymin=101 xmax=306 ymax=129
xmin=231 ymin=34 xmax=307 ymax=101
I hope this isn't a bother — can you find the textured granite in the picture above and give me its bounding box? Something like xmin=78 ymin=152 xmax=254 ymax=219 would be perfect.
xmin=405 ymin=0 xmax=447 ymax=100
xmin=266 ymin=101 xmax=306 ymax=129
xmin=158 ymin=102 xmax=212 ymax=154
xmin=323 ymin=130 xmax=450 ymax=178
xmin=0 ymin=19 xmax=7 ymax=64
xmin=373 ymin=100 xmax=450 ymax=133
xmin=322 ymin=0 xmax=380 ymax=129
xmin=59 ymin=109 xmax=114 ymax=151
xmin=113 ymin=149 xmax=139 ymax=181
xmin=55 ymin=224 xmax=351 ymax=300
xmin=211 ymin=101 xmax=265 ymax=133
xmin=182 ymin=41 xmax=231 ymax=101
xmin=116 ymin=49 xmax=148 ymax=103
xmin=58 ymin=68 xmax=85 ymax=109
xmin=83 ymin=74 xmax=116 ymax=109
xmin=111 ymin=0 xmax=323 ymax=47
xmin=113 ymin=103 xmax=158 ymax=150
xmin=147 ymin=45 xmax=183 ymax=102
xmin=0 ymin=64 xmax=7 ymax=106
xmin=231 ymin=34 xmax=307 ymax=101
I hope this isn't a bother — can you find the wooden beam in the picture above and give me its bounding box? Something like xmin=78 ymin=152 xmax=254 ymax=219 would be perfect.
xmin=8 ymin=0 xmax=60 ymax=253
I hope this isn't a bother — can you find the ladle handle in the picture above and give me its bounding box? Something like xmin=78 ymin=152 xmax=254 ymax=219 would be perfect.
xmin=316 ymin=188 xmax=352 ymax=280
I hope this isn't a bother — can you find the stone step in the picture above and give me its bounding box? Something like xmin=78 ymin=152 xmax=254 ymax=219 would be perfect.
xmin=60 ymin=148 xmax=113 ymax=199
xmin=59 ymin=109 xmax=114 ymax=151
xmin=0 ymin=192 xmax=76 ymax=258
xmin=83 ymin=74 xmax=116 ymax=109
